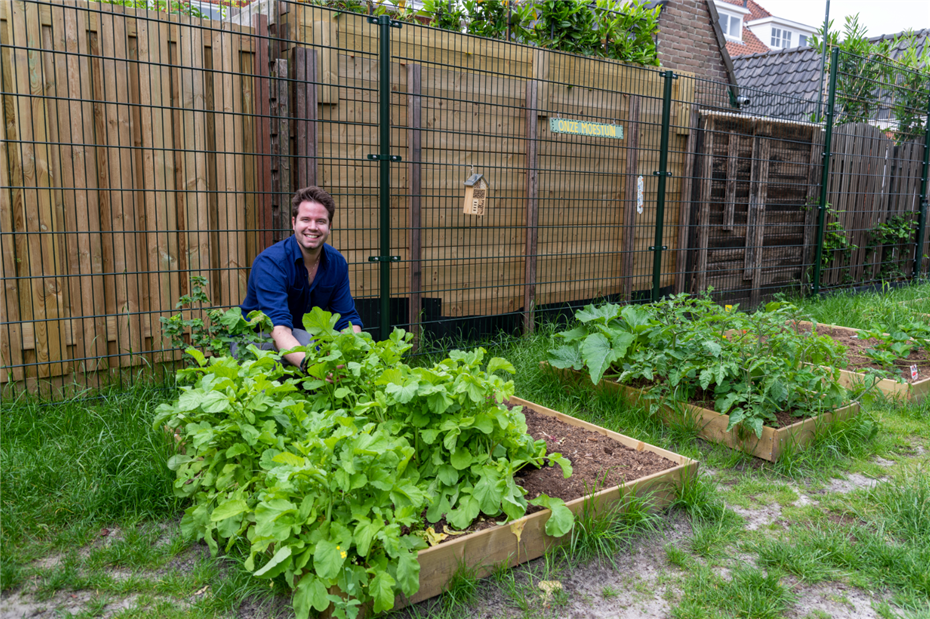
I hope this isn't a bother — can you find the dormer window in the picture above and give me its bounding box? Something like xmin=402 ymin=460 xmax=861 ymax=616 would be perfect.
xmin=771 ymin=27 xmax=792 ymax=48
xmin=720 ymin=13 xmax=743 ymax=41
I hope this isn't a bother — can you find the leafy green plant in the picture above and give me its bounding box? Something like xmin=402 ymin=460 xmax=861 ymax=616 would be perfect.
xmin=513 ymin=0 xmax=659 ymax=65
xmin=462 ymin=0 xmax=519 ymax=40
xmin=91 ymin=0 xmax=207 ymax=18
xmin=422 ymin=0 xmax=465 ymax=30
xmin=548 ymin=295 xmax=850 ymax=438
xmin=155 ymin=307 xmax=574 ymax=618
xmin=859 ymin=322 xmax=930 ymax=378
xmin=865 ymin=213 xmax=917 ymax=280
xmin=159 ymin=276 xmax=273 ymax=363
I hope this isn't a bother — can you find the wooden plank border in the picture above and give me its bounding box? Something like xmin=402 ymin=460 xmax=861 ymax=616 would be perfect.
xmin=543 ymin=363 xmax=861 ymax=462
xmin=394 ymin=396 xmax=697 ymax=608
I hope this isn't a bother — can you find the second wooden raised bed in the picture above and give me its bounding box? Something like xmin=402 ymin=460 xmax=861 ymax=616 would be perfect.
xmin=394 ymin=396 xmax=698 ymax=609
xmin=543 ymin=364 xmax=860 ymax=462
xmin=796 ymin=321 xmax=930 ymax=404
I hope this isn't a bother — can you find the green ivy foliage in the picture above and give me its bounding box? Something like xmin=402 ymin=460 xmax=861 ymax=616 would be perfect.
xmin=155 ymin=307 xmax=573 ymax=619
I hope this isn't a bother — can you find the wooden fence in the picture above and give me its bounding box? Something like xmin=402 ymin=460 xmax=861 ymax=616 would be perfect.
xmin=822 ymin=124 xmax=926 ymax=286
xmin=2 ymin=0 xmax=926 ymax=394
xmin=0 ymin=0 xmax=267 ymax=391
xmin=279 ymin=6 xmax=694 ymax=333
xmin=684 ymin=114 xmax=928 ymax=305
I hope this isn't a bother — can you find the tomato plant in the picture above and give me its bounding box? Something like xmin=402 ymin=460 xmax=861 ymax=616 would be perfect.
xmin=548 ymin=295 xmax=850 ymax=438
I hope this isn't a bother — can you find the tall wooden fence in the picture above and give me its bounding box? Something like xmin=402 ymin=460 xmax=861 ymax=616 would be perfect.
xmin=2 ymin=0 xmax=927 ymax=395
xmin=278 ymin=5 xmax=697 ymax=340
xmin=0 ymin=0 xmax=269 ymax=392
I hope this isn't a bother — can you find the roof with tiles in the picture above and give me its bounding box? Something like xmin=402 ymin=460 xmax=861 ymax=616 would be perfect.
xmin=732 ymin=28 xmax=929 ymax=120
xmin=718 ymin=0 xmax=771 ymax=21
xmin=734 ymin=28 xmax=930 ymax=98
xmin=726 ymin=26 xmax=770 ymax=56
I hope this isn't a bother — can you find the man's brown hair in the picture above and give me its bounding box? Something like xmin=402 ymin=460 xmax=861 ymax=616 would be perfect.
xmin=291 ymin=186 xmax=336 ymax=222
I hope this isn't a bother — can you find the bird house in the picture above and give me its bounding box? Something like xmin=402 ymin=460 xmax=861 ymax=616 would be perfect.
xmin=463 ymin=173 xmax=489 ymax=217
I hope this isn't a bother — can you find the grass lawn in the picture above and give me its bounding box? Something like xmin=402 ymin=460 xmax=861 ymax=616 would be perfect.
xmin=2 ymin=283 xmax=929 ymax=618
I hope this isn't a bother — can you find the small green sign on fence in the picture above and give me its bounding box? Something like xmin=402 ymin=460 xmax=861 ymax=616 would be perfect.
xmin=549 ymin=118 xmax=624 ymax=139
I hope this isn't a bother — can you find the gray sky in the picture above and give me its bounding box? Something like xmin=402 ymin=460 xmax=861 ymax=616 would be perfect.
xmin=757 ymin=0 xmax=930 ymax=38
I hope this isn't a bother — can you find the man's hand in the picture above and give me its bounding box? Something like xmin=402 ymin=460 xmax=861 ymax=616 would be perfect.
xmin=271 ymin=325 xmax=306 ymax=368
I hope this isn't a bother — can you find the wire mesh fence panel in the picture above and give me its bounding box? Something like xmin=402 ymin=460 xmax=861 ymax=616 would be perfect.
xmin=3 ymin=0 xmax=929 ymax=396
xmin=277 ymin=3 xmax=384 ymax=336
xmin=0 ymin=0 xmax=270 ymax=395
xmin=673 ymin=79 xmax=826 ymax=308
xmin=818 ymin=50 xmax=930 ymax=293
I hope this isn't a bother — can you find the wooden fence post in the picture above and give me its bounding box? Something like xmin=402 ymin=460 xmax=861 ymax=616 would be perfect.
xmin=621 ymin=95 xmax=641 ymax=300
xmin=252 ymin=14 xmax=273 ymax=250
xmin=524 ymin=80 xmax=539 ymax=334
xmin=407 ymin=63 xmax=422 ymax=350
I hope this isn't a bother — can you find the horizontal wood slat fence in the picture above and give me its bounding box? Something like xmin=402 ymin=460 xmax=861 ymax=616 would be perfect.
xmin=1 ymin=0 xmax=928 ymax=396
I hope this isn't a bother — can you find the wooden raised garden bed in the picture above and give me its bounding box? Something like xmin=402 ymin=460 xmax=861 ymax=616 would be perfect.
xmin=796 ymin=321 xmax=930 ymax=404
xmin=542 ymin=363 xmax=860 ymax=462
xmin=394 ymin=396 xmax=698 ymax=609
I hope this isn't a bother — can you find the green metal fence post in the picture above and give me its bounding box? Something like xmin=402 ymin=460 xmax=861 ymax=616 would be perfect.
xmin=913 ymin=92 xmax=930 ymax=279
xmin=367 ymin=15 xmax=401 ymax=340
xmin=651 ymin=70 xmax=676 ymax=302
xmin=812 ymin=47 xmax=839 ymax=296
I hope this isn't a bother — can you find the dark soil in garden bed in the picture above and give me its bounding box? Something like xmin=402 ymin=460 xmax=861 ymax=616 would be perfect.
xmin=601 ymin=375 xmax=826 ymax=429
xmin=797 ymin=323 xmax=930 ymax=383
xmin=429 ymin=403 xmax=677 ymax=540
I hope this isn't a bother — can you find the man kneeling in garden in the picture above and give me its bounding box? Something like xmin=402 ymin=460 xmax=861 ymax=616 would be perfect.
xmin=240 ymin=186 xmax=363 ymax=368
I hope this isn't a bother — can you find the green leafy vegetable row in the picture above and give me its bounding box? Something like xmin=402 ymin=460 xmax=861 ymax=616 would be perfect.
xmin=548 ymin=295 xmax=851 ymax=438
xmin=156 ymin=308 xmax=573 ymax=619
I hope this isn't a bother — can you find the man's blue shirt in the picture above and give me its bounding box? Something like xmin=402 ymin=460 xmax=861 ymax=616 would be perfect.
xmin=241 ymin=236 xmax=363 ymax=332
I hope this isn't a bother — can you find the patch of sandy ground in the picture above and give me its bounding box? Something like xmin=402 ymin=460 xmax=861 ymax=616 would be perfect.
xmin=0 ymin=458 xmax=901 ymax=618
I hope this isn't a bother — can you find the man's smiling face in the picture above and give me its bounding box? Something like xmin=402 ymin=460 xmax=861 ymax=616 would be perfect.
xmin=292 ymin=200 xmax=331 ymax=254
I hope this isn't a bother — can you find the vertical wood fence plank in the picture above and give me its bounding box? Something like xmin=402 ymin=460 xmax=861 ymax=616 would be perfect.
xmin=532 ymin=48 xmax=548 ymax=116
xmin=99 ymin=6 xmax=143 ymax=365
xmin=291 ymin=46 xmax=318 ymax=189
xmin=743 ymin=129 xmax=770 ymax=279
xmin=723 ymin=132 xmax=739 ymax=231
xmin=523 ymin=80 xmax=538 ymax=334
xmin=621 ymin=95 xmax=641 ymax=300
xmin=275 ymin=57 xmax=290 ymax=237
xmin=314 ymin=21 xmax=337 ymax=105
xmin=11 ymin=0 xmax=67 ymax=378
xmin=213 ymin=26 xmax=244 ymax=307
xmin=137 ymin=10 xmax=179 ymax=361
xmin=674 ymin=104 xmax=699 ymax=294
xmin=178 ymin=18 xmax=211 ymax=292
xmin=801 ymin=128 xmax=824 ymax=286
xmin=407 ymin=63 xmax=421 ymax=350
xmin=68 ymin=3 xmax=108 ymax=377
xmin=45 ymin=2 xmax=84 ymax=370
xmin=253 ymin=15 xmax=273 ymax=250
xmin=695 ymin=115 xmax=715 ymax=292
xmin=0 ymin=12 xmax=24 ymax=382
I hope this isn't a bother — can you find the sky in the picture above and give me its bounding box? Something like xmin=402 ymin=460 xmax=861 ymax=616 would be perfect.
xmin=757 ymin=0 xmax=930 ymax=38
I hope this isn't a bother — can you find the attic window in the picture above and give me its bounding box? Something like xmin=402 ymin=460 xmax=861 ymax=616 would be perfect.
xmin=719 ymin=13 xmax=743 ymax=41
xmin=771 ymin=27 xmax=792 ymax=48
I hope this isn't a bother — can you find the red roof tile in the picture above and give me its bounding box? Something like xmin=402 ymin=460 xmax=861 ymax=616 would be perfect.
xmin=718 ymin=0 xmax=771 ymax=21
xmin=726 ymin=26 xmax=770 ymax=56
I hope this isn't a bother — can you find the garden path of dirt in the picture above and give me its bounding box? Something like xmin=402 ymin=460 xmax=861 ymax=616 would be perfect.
xmin=0 ymin=454 xmax=903 ymax=619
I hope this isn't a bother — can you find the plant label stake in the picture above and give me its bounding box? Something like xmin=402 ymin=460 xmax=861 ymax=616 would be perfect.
xmin=912 ymin=365 xmax=919 ymax=381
